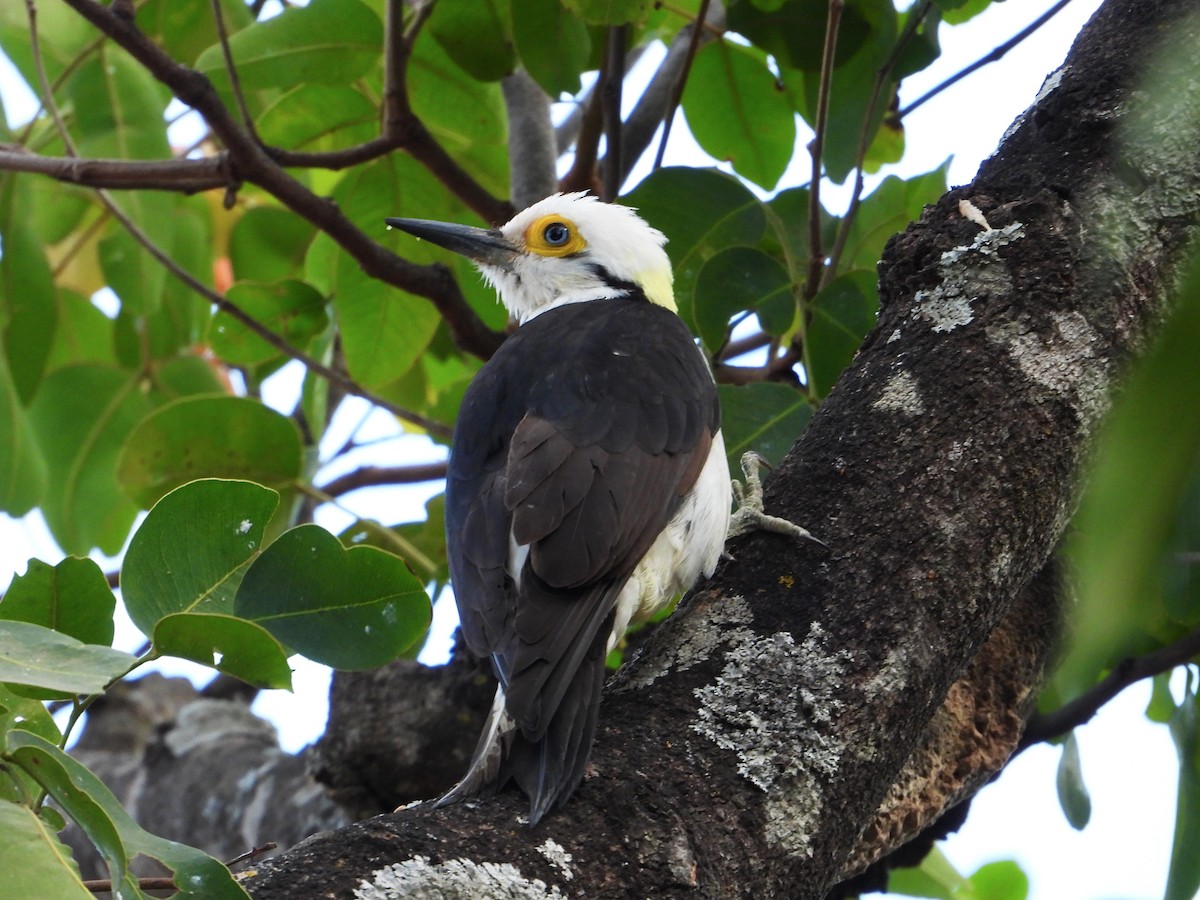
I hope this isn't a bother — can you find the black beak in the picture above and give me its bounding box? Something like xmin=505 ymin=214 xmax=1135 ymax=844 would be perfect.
xmin=385 ymin=217 xmax=517 ymax=268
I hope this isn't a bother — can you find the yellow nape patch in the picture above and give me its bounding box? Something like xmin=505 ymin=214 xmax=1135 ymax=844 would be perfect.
xmin=639 ymin=268 xmax=677 ymax=312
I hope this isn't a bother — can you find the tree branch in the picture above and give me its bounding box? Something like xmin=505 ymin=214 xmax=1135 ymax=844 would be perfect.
xmin=0 ymin=146 xmax=234 ymax=192
xmin=1019 ymin=624 xmax=1200 ymax=749
xmin=58 ymin=0 xmax=506 ymax=360
xmin=503 ymin=70 xmax=558 ymax=208
xmin=898 ymin=0 xmax=1076 ymax=119
xmin=317 ymin=462 xmax=449 ymax=499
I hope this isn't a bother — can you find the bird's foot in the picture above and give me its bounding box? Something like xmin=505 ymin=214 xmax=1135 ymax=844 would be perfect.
xmin=726 ymin=452 xmax=826 ymax=548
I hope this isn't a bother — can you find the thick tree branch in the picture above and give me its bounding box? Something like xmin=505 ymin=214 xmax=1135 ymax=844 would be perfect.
xmin=58 ymin=0 xmax=506 ymax=360
xmin=503 ymin=70 xmax=558 ymax=208
xmin=242 ymin=1 xmax=1200 ymax=896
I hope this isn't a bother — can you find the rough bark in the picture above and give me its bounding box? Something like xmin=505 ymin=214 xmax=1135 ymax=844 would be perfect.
xmin=234 ymin=0 xmax=1200 ymax=896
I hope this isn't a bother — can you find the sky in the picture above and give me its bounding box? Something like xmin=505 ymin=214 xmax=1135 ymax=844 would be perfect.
xmin=0 ymin=1 xmax=1187 ymax=898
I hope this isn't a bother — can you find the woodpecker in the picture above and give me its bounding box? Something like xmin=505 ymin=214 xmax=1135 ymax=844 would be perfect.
xmin=386 ymin=193 xmax=813 ymax=825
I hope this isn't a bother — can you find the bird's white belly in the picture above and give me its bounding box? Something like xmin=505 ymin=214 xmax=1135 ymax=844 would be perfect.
xmin=607 ymin=430 xmax=731 ymax=651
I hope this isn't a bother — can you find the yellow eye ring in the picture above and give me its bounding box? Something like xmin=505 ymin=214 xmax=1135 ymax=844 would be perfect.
xmin=525 ymin=215 xmax=587 ymax=257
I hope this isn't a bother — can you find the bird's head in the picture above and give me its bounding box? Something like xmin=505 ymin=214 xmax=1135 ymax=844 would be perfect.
xmin=386 ymin=192 xmax=674 ymax=323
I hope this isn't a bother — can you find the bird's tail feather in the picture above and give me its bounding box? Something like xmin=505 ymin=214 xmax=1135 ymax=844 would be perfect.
xmin=436 ymin=684 xmax=513 ymax=808
xmin=510 ymin=633 xmax=607 ymax=825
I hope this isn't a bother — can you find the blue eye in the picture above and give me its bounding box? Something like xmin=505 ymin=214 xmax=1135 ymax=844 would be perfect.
xmin=543 ymin=222 xmax=571 ymax=246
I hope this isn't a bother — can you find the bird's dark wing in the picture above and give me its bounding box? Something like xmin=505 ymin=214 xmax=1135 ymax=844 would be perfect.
xmin=444 ymin=297 xmax=721 ymax=818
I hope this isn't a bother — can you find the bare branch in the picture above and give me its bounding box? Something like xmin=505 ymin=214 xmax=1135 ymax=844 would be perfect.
xmin=0 ymin=146 xmax=233 ymax=192
xmin=317 ymin=462 xmax=449 ymax=498
xmin=600 ymin=25 xmax=629 ymax=201
xmin=209 ymin=0 xmax=259 ymax=142
xmin=1019 ymin=625 xmax=1200 ymax=749
xmin=650 ymin=0 xmax=714 ymax=173
xmin=502 ymin=70 xmax=558 ymax=208
xmin=899 ymin=0 xmax=1076 ymax=119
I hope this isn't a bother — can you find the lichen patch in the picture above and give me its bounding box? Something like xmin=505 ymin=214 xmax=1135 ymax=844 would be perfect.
xmin=691 ymin=623 xmax=854 ymax=856
xmin=616 ymin=595 xmax=754 ymax=690
xmin=914 ymin=222 xmax=1026 ymax=333
xmin=872 ymin=370 xmax=926 ymax=416
xmin=355 ymin=856 xmax=564 ymax=899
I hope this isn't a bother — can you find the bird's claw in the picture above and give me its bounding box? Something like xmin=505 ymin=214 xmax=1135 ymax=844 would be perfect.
xmin=726 ymin=451 xmax=826 ymax=549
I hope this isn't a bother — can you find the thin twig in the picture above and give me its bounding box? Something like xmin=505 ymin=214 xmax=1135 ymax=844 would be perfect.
xmin=805 ymin=0 xmax=844 ymax=299
xmin=0 ymin=146 xmax=233 ymax=192
xmin=899 ymin=0 xmax=1076 ymax=119
xmin=85 ymin=876 xmax=177 ymax=894
xmin=226 ymin=841 xmax=278 ymax=868
xmin=318 ymin=461 xmax=449 ymax=498
xmin=560 ymin=84 xmax=606 ymax=194
xmin=1019 ymin=626 xmax=1200 ymax=750
xmin=209 ymin=0 xmax=259 ymax=142
xmin=652 ymin=0 xmax=711 ymax=171
xmin=826 ymin=0 xmax=934 ymax=281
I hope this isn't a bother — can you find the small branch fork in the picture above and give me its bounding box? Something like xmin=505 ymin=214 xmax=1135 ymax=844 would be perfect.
xmin=27 ymin=0 xmax=506 ymax=365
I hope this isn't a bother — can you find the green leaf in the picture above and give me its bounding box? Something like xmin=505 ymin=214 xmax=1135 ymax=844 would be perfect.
xmin=0 ymin=357 xmax=46 ymax=516
xmin=408 ymin=37 xmax=510 ymax=197
xmin=4 ymin=730 xmax=251 ymax=899
xmin=0 ymin=683 xmax=62 ymax=804
xmin=121 ymin=479 xmax=279 ymax=637
xmin=152 ymin=612 xmax=292 ymax=689
xmin=940 ymin=0 xmax=995 ymax=27
xmin=1149 ymin=672 xmax=1177 ymax=724
xmin=728 ymin=0 xmax=875 ymax=69
xmin=44 ymin=290 xmax=117 ymax=373
xmin=718 ymin=382 xmax=812 ymax=472
xmin=682 ymin=41 xmax=796 ymax=191
xmin=839 ymin=166 xmax=949 ymax=272
xmin=1166 ymin=681 xmax=1200 ymax=900
xmin=0 ymin=801 xmax=91 ymax=899
xmin=562 ymin=0 xmax=652 ymax=25
xmin=429 ymin=0 xmax=515 ymax=82
xmin=887 ymin=844 xmax=966 ymax=899
xmin=236 ymin=523 xmax=431 ymax=670
xmin=624 ymin=167 xmax=766 ymax=330
xmin=67 ymin=49 xmax=174 ymax=315
xmin=138 ymin=0 xmax=253 ymax=68
xmin=26 ymin=364 xmax=155 ymax=555
xmin=1063 ymin=250 xmax=1200 ymax=694
xmin=693 ymin=246 xmax=792 ymax=352
xmin=257 ymin=85 xmax=378 ymax=154
xmin=967 ymin=860 xmax=1029 ymax=900
xmin=1055 ymin=732 xmax=1092 ymax=829
xmin=0 ymin=2 xmax=94 ymax=86
xmin=209 ymin=280 xmax=329 ymax=366
xmin=117 ymin=396 xmax=303 ymax=509
xmin=0 ymin=621 xmax=135 ymax=695
xmin=321 ymin=159 xmax=445 ymax=387
xmin=195 ymin=0 xmax=383 ymax=90
xmin=230 ymin=206 xmax=320 ymax=287
xmin=512 ymin=0 xmax=591 ymax=96
xmin=1 ymin=178 xmax=57 ymax=404
xmin=807 ymin=270 xmax=878 ymax=397
xmin=0 ymin=557 xmax=115 ymax=646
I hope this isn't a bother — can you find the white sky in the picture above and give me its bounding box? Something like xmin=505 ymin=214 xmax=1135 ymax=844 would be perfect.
xmin=1 ymin=2 xmax=1186 ymax=898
